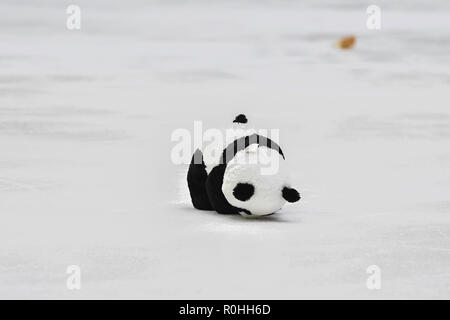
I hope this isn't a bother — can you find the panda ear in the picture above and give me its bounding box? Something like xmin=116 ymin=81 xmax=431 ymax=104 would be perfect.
xmin=282 ymin=187 xmax=300 ymax=203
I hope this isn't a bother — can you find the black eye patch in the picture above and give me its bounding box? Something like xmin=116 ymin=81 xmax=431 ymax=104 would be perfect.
xmin=233 ymin=183 xmax=255 ymax=201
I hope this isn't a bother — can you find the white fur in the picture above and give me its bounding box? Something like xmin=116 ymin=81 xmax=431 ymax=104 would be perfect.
xmin=203 ymin=125 xmax=256 ymax=174
xmin=221 ymin=146 xmax=289 ymax=216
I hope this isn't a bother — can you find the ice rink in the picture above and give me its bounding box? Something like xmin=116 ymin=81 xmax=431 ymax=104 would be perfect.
xmin=1 ymin=0 xmax=449 ymax=298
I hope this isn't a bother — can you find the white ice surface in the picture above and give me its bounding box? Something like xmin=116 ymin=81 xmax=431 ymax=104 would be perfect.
xmin=0 ymin=0 xmax=449 ymax=299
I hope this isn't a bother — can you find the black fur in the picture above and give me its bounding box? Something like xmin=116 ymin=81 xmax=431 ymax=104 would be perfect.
xmin=221 ymin=133 xmax=285 ymax=164
xmin=282 ymin=187 xmax=300 ymax=203
xmin=233 ymin=183 xmax=254 ymax=201
xmin=187 ymin=149 xmax=213 ymax=210
xmin=187 ymin=126 xmax=296 ymax=215
xmin=233 ymin=114 xmax=248 ymax=124
xmin=205 ymin=164 xmax=251 ymax=215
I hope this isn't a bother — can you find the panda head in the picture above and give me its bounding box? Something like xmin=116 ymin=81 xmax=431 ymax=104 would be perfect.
xmin=221 ymin=145 xmax=300 ymax=217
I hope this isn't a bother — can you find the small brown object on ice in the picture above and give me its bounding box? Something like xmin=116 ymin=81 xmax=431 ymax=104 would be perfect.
xmin=334 ymin=35 xmax=356 ymax=49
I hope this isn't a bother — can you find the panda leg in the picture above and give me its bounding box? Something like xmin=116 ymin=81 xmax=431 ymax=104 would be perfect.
xmin=205 ymin=164 xmax=238 ymax=215
xmin=187 ymin=149 xmax=213 ymax=210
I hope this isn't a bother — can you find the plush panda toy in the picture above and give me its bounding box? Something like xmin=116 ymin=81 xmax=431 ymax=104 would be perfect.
xmin=187 ymin=114 xmax=301 ymax=217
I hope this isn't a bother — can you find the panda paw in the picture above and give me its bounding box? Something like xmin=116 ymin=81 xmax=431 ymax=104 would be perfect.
xmin=233 ymin=114 xmax=248 ymax=124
